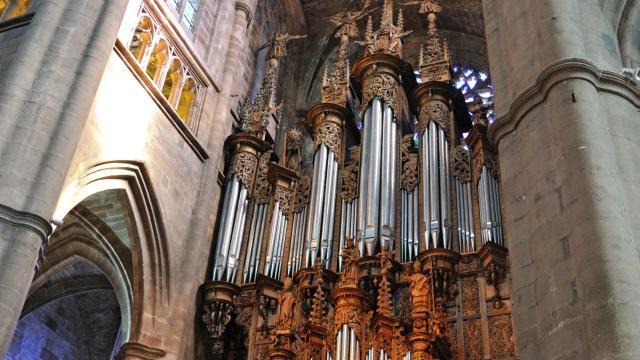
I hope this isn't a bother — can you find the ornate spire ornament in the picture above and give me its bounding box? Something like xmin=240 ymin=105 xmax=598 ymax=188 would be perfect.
xmin=358 ymin=0 xmax=412 ymax=58
xmin=415 ymin=0 xmax=452 ymax=82
xmin=244 ymin=33 xmax=307 ymax=135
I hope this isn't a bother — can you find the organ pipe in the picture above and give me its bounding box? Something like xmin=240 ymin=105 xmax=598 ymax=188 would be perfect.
xmin=478 ymin=166 xmax=504 ymax=246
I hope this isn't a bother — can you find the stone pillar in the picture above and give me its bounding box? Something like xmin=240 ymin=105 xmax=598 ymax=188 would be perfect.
xmin=0 ymin=0 xmax=128 ymax=354
xmin=483 ymin=0 xmax=640 ymax=358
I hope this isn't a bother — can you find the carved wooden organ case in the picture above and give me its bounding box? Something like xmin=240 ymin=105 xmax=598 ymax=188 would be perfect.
xmin=201 ymin=1 xmax=516 ymax=359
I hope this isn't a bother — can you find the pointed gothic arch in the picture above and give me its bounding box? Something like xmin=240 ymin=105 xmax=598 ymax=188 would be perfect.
xmin=50 ymin=161 xmax=171 ymax=343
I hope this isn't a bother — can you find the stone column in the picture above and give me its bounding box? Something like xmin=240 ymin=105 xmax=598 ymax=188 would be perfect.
xmin=0 ymin=0 xmax=128 ymax=354
xmin=483 ymin=0 xmax=640 ymax=358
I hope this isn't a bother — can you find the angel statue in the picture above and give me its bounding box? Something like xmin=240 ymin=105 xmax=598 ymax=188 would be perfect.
xmin=325 ymin=0 xmax=377 ymax=43
xmin=261 ymin=33 xmax=308 ymax=58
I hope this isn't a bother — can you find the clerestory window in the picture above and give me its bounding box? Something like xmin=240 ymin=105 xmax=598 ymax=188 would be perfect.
xmin=168 ymin=0 xmax=200 ymax=29
xmin=0 ymin=0 xmax=31 ymax=20
xmin=127 ymin=6 xmax=205 ymax=132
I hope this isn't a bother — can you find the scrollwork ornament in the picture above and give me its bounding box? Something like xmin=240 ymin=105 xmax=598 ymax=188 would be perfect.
xmin=254 ymin=151 xmax=273 ymax=204
xmin=362 ymin=73 xmax=404 ymax=119
xmin=315 ymin=121 xmax=342 ymax=156
xmin=453 ymin=145 xmax=471 ymax=183
xmin=341 ymin=146 xmax=360 ymax=202
xmin=401 ymin=135 xmax=419 ymax=192
xmin=475 ymin=149 xmax=500 ymax=184
xmin=419 ymin=101 xmax=449 ymax=137
xmin=275 ymin=185 xmax=292 ymax=215
xmin=291 ymin=175 xmax=310 ymax=213
xmin=334 ymin=305 xmax=362 ymax=338
xmin=230 ymin=152 xmax=258 ymax=190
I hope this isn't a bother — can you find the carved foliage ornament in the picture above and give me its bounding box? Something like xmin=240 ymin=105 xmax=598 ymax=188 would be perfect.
xmin=419 ymin=101 xmax=449 ymax=137
xmin=401 ymin=135 xmax=419 ymax=192
xmin=362 ymin=73 xmax=405 ymax=120
xmin=275 ymin=185 xmax=292 ymax=215
xmin=230 ymin=152 xmax=258 ymax=190
xmin=315 ymin=121 xmax=342 ymax=156
xmin=453 ymin=145 xmax=471 ymax=183
xmin=254 ymin=151 xmax=273 ymax=204
xmin=475 ymin=149 xmax=500 ymax=183
xmin=341 ymin=146 xmax=360 ymax=202
xmin=291 ymin=175 xmax=310 ymax=214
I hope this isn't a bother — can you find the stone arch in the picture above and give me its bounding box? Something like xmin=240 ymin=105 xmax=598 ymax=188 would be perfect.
xmin=51 ymin=161 xmax=171 ymax=342
xmin=31 ymin=204 xmax=134 ymax=341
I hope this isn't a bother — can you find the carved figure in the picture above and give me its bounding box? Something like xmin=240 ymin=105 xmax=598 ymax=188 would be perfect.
xmin=409 ymin=260 xmax=430 ymax=314
xmin=278 ymin=278 xmax=296 ymax=330
xmin=340 ymin=238 xmax=360 ymax=287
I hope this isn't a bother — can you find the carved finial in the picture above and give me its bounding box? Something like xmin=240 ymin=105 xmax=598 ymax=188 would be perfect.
xmin=397 ymin=8 xmax=405 ymax=30
xmin=417 ymin=0 xmax=451 ymax=82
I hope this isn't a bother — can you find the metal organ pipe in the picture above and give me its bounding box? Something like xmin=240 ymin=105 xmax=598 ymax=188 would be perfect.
xmin=422 ymin=115 xmax=452 ymax=250
xmin=478 ymin=166 xmax=503 ymax=247
xmin=356 ymin=97 xmax=398 ymax=256
xmin=227 ymin=186 xmax=248 ymax=282
xmin=305 ymin=141 xmax=339 ymax=268
xmin=213 ymin=176 xmax=251 ymax=282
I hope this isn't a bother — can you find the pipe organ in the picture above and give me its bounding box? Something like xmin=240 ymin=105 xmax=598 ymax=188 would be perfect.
xmin=200 ymin=1 xmax=517 ymax=359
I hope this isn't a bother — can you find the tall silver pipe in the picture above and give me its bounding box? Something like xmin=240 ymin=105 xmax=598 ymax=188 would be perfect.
xmin=336 ymin=329 xmax=343 ymax=360
xmin=254 ymin=204 xmax=267 ymax=278
xmin=325 ymin=160 xmax=338 ymax=266
xmin=429 ymin=121 xmax=440 ymax=248
xmin=319 ymin=154 xmax=333 ymax=262
xmin=389 ymin=110 xmax=397 ymax=245
xmin=380 ymin=105 xmax=392 ymax=234
xmin=422 ymin=128 xmax=430 ymax=249
xmin=213 ymin=177 xmax=240 ymax=280
xmin=466 ymin=182 xmax=475 ymax=250
xmin=339 ymin=199 xmax=346 ymax=270
xmin=306 ymin=148 xmax=322 ymax=266
xmin=455 ymin=179 xmax=463 ymax=248
xmin=358 ymin=107 xmax=372 ymax=256
xmin=438 ymin=127 xmax=450 ymax=249
xmin=341 ymin=325 xmax=348 ymax=360
xmin=349 ymin=327 xmax=356 ymax=360
xmin=265 ymin=202 xmax=281 ymax=276
xmin=287 ymin=215 xmax=298 ymax=276
xmin=298 ymin=207 xmax=308 ymax=269
xmin=273 ymin=210 xmax=287 ymax=280
xmin=313 ymin=145 xmax=329 ymax=265
xmin=243 ymin=203 xmax=260 ymax=282
xmin=226 ymin=186 xmax=248 ymax=282
xmin=412 ymin=189 xmax=419 ymax=257
xmin=213 ymin=178 xmax=234 ymax=277
xmin=363 ymin=98 xmax=383 ymax=255
xmin=401 ymin=190 xmax=407 ymax=261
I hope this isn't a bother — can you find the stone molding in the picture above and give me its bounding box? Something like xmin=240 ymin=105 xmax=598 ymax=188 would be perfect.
xmin=0 ymin=203 xmax=52 ymax=266
xmin=235 ymin=1 xmax=254 ymax=27
xmin=115 ymin=342 xmax=166 ymax=359
xmin=489 ymin=58 xmax=640 ymax=147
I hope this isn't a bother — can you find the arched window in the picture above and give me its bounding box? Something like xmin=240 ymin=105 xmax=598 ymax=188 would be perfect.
xmin=0 ymin=0 xmax=31 ymax=19
xmin=161 ymin=58 xmax=183 ymax=105
xmin=145 ymin=39 xmax=168 ymax=84
xmin=176 ymin=77 xmax=197 ymax=123
xmin=129 ymin=16 xmax=154 ymax=63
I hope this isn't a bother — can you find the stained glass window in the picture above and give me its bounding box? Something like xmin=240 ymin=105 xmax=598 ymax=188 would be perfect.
xmin=452 ymin=64 xmax=495 ymax=125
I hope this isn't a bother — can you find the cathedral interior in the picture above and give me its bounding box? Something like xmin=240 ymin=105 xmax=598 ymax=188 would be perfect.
xmin=1 ymin=0 xmax=640 ymax=359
